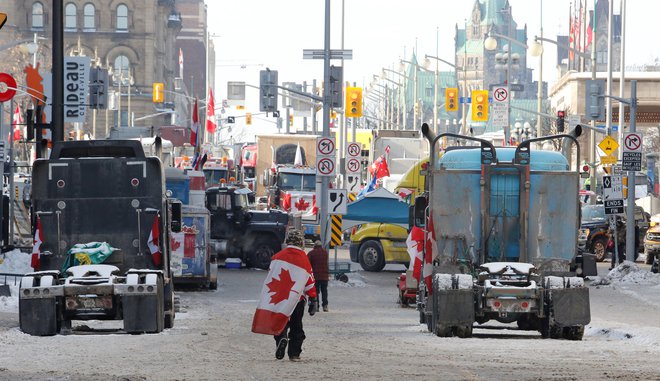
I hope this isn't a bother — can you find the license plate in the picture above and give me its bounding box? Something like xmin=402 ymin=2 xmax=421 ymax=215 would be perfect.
xmin=66 ymin=296 xmax=112 ymax=310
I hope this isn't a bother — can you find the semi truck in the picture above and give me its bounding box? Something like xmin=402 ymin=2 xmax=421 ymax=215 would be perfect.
xmin=206 ymin=185 xmax=288 ymax=269
xmin=266 ymin=165 xmax=319 ymax=239
xmin=19 ymin=140 xmax=179 ymax=335
xmin=413 ymin=124 xmax=590 ymax=339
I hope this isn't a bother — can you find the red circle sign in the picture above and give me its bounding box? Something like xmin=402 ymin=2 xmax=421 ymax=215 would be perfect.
xmin=0 ymin=73 xmax=17 ymax=102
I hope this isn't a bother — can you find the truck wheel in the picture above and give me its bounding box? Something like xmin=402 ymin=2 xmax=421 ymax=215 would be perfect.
xmin=591 ymin=237 xmax=608 ymax=262
xmin=250 ymin=237 xmax=276 ymax=270
xmin=645 ymin=250 xmax=655 ymax=265
xmin=454 ymin=325 xmax=473 ymax=338
xmin=208 ymin=280 xmax=218 ymax=290
xmin=434 ymin=323 xmax=452 ymax=337
xmin=562 ymin=325 xmax=585 ymax=340
xmin=358 ymin=241 xmax=385 ymax=272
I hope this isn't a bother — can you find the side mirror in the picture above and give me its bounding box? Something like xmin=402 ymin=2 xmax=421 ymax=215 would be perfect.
xmin=170 ymin=201 xmax=182 ymax=233
xmin=413 ymin=196 xmax=427 ymax=228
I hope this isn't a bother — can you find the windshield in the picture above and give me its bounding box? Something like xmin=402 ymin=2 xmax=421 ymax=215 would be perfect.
xmin=581 ymin=205 xmax=606 ymax=223
xmin=235 ymin=194 xmax=249 ymax=208
xmin=278 ymin=173 xmax=315 ymax=191
xmin=204 ymin=169 xmax=228 ymax=187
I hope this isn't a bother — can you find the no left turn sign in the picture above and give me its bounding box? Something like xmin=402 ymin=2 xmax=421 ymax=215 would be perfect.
xmin=346 ymin=157 xmax=361 ymax=174
xmin=316 ymin=137 xmax=335 ymax=156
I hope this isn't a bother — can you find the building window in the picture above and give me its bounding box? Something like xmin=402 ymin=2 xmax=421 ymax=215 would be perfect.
xmin=425 ymin=87 xmax=433 ymax=98
xmin=114 ymin=55 xmax=130 ymax=77
xmin=116 ymin=4 xmax=128 ymax=31
xmin=65 ymin=3 xmax=76 ymax=30
xmin=83 ymin=3 xmax=95 ymax=31
xmin=32 ymin=2 xmax=44 ymax=29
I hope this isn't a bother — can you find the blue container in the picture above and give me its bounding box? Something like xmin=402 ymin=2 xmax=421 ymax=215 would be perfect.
xmin=166 ymin=179 xmax=190 ymax=204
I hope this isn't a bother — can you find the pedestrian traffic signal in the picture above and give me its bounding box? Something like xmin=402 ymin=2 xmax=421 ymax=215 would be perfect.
xmin=445 ymin=87 xmax=458 ymax=112
xmin=557 ymin=110 xmax=566 ymax=132
xmin=345 ymin=87 xmax=362 ymax=118
xmin=245 ymin=113 xmax=252 ymax=125
xmin=152 ymin=83 xmax=164 ymax=103
xmin=471 ymin=90 xmax=488 ymax=122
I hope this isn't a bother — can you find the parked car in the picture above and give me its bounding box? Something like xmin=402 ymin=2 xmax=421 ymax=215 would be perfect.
xmin=580 ymin=204 xmax=649 ymax=262
xmin=644 ymin=215 xmax=660 ymax=264
xmin=580 ymin=204 xmax=611 ymax=262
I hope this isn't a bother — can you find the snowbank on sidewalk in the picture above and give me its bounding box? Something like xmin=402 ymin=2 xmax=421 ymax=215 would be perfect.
xmin=589 ymin=261 xmax=660 ymax=286
xmin=0 ymin=249 xmax=32 ymax=313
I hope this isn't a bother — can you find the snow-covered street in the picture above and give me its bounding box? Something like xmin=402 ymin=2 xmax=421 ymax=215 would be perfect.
xmin=1 ymin=249 xmax=660 ymax=381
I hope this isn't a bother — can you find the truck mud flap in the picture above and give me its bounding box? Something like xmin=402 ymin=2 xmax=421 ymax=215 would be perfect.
xmin=549 ymin=288 xmax=590 ymax=326
xmin=122 ymin=294 xmax=162 ymax=333
xmin=19 ymin=298 xmax=58 ymax=336
xmin=435 ymin=289 xmax=475 ymax=325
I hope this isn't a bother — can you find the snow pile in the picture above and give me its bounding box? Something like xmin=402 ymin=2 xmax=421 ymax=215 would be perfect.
xmin=586 ymin=324 xmax=660 ymax=349
xmin=589 ymin=261 xmax=660 ymax=286
xmin=0 ymin=249 xmax=32 ymax=275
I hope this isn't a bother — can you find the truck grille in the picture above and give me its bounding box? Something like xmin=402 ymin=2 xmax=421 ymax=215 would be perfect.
xmin=647 ymin=233 xmax=660 ymax=241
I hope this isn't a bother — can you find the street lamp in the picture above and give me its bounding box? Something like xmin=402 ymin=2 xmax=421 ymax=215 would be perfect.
xmin=376 ymin=73 xmax=402 ymax=130
xmin=399 ymin=58 xmax=419 ymax=131
xmin=422 ymin=54 xmax=464 ymax=135
xmin=382 ymin=67 xmax=412 ymax=131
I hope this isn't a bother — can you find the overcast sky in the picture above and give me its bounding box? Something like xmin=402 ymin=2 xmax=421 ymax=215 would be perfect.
xmin=206 ymin=0 xmax=660 ymax=139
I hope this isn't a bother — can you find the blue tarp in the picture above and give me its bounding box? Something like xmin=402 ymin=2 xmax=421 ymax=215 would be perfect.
xmin=342 ymin=188 xmax=409 ymax=230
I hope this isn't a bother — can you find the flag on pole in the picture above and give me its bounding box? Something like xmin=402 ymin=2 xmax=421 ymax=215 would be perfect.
xmin=147 ymin=215 xmax=162 ymax=267
xmin=178 ymin=48 xmax=183 ymax=78
xmin=12 ymin=104 xmax=23 ymax=141
xmin=423 ymin=212 xmax=439 ymax=293
xmin=206 ymin=88 xmax=217 ymax=134
xmin=294 ymin=143 xmax=303 ymax=166
xmin=190 ymin=98 xmax=199 ymax=146
xmin=406 ymin=226 xmax=425 ymax=283
xmin=585 ymin=8 xmax=594 ymax=51
xmin=252 ymin=248 xmax=317 ymax=335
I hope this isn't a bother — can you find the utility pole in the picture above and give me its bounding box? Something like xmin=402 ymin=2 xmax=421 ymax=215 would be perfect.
xmin=319 ymin=0 xmax=331 ymax=248
xmin=52 ymin=0 xmax=63 ymax=143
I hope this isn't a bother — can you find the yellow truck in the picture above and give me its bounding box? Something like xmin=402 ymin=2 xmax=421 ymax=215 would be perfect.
xmin=349 ymin=158 xmax=428 ymax=271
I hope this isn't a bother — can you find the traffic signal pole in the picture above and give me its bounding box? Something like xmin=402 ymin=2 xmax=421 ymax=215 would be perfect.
xmin=320 ymin=0 xmax=331 ymax=249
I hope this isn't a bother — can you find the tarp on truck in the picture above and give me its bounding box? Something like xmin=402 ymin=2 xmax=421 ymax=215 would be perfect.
xmin=342 ymin=188 xmax=409 ymax=231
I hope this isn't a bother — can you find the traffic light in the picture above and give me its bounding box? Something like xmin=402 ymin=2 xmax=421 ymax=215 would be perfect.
xmin=585 ymin=79 xmax=605 ymax=121
xmin=345 ymin=87 xmax=363 ymax=118
xmin=245 ymin=113 xmax=252 ymax=125
xmin=445 ymin=87 xmax=458 ymax=111
xmin=152 ymin=83 xmax=164 ymax=103
xmin=471 ymin=90 xmax=488 ymax=122
xmin=557 ymin=110 xmax=566 ymax=132
xmin=289 ymin=114 xmax=294 ymax=127
xmin=259 ymin=69 xmax=278 ymax=112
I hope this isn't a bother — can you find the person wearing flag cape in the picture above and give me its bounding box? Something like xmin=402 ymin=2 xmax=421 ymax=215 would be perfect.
xmin=252 ymin=229 xmax=318 ymax=361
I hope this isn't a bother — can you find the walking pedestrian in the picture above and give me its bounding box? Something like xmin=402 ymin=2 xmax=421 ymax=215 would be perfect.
xmin=610 ymin=216 xmax=626 ymax=269
xmin=251 ymin=229 xmax=318 ymax=362
xmin=308 ymin=240 xmax=329 ymax=312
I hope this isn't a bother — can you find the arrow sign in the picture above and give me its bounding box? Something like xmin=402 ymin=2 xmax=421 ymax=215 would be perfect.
xmin=327 ymin=189 xmax=347 ymax=215
xmin=623 ymin=132 xmax=642 ymax=152
xmin=316 ymin=137 xmax=335 ymax=156
xmin=346 ymin=142 xmax=361 ymax=157
xmin=316 ymin=156 xmax=336 ymax=176
xmin=345 ymin=157 xmax=361 ymax=174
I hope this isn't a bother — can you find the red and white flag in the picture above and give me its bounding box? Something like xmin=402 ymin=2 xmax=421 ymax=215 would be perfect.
xmin=423 ymin=212 xmax=439 ymax=293
xmin=147 ymin=215 xmax=162 ymax=267
xmin=190 ymin=98 xmax=199 ymax=146
xmin=406 ymin=225 xmax=425 ymax=283
xmin=252 ymin=247 xmax=317 ymax=335
xmin=178 ymin=48 xmax=183 ymax=78
xmin=12 ymin=105 xmax=23 ymax=141
xmin=31 ymin=218 xmax=43 ymax=270
xmin=206 ymin=88 xmax=217 ymax=134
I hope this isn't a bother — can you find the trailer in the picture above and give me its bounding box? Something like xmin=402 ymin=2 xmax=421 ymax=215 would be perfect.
xmin=19 ymin=140 xmax=179 ymax=335
xmin=414 ymin=125 xmax=590 ymax=339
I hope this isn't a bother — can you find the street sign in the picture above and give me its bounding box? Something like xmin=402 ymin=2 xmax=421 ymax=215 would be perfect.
xmin=569 ymin=114 xmax=581 ymax=129
xmin=603 ymin=174 xmax=624 ymax=200
xmin=303 ymin=49 xmax=353 ymax=60
xmin=600 ymin=155 xmax=617 ymax=165
xmin=0 ymin=73 xmax=17 ymax=102
xmin=491 ymin=86 xmax=508 ymax=128
xmin=345 ymin=157 xmax=361 ymax=174
xmin=346 ymin=142 xmax=361 ymax=158
xmin=327 ymin=189 xmax=348 ymax=215
xmin=622 ymin=132 xmax=643 ymax=171
xmin=598 ymin=135 xmax=619 ymax=156
xmin=316 ymin=137 xmax=335 ymax=156
xmin=316 ymin=156 xmax=336 ymax=177
xmin=63 ymin=56 xmax=91 ymax=123
xmin=604 ymin=199 xmax=624 ymax=215
xmin=347 ymin=174 xmax=361 ymax=193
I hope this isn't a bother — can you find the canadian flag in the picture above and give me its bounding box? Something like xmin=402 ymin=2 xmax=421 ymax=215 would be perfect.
xmin=190 ymin=98 xmax=199 ymax=146
xmin=206 ymin=88 xmax=217 ymax=134
xmin=406 ymin=226 xmax=425 ymax=283
xmin=31 ymin=218 xmax=43 ymax=270
xmin=252 ymin=247 xmax=317 ymax=335
xmin=423 ymin=212 xmax=439 ymax=293
xmin=12 ymin=105 xmax=23 ymax=141
xmin=147 ymin=215 xmax=162 ymax=267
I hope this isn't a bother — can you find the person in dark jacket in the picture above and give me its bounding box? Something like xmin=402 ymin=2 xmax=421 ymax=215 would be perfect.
xmin=307 ymin=240 xmax=330 ymax=312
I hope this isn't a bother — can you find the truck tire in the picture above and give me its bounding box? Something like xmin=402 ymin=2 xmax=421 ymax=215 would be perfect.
xmin=562 ymin=325 xmax=585 ymax=340
xmin=250 ymin=237 xmax=277 ymax=270
xmin=164 ymin=280 xmax=175 ymax=329
xmin=454 ymin=325 xmax=473 ymax=338
xmin=358 ymin=240 xmax=385 ymax=272
xmin=591 ymin=236 xmax=608 ymax=262
xmin=645 ymin=249 xmax=656 ymax=265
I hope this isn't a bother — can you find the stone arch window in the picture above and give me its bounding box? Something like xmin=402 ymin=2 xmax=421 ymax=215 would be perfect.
xmin=65 ymin=3 xmax=77 ymax=31
xmin=83 ymin=3 xmax=95 ymax=31
xmin=32 ymin=2 xmax=44 ymax=29
xmin=114 ymin=55 xmax=130 ymax=76
xmin=116 ymin=4 xmax=128 ymax=31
